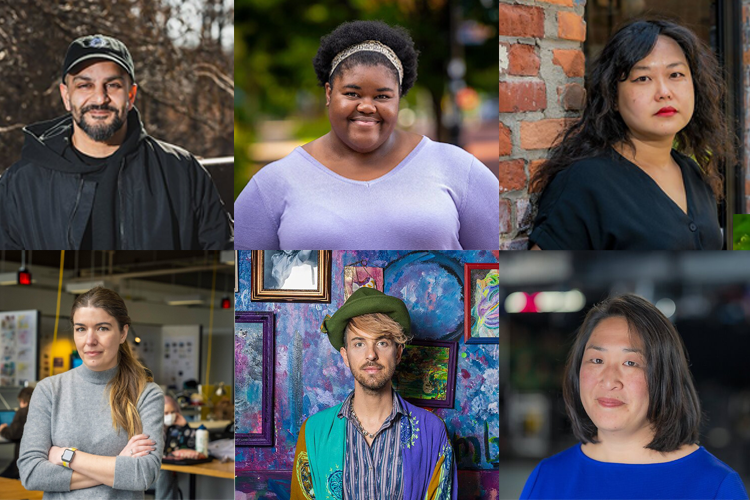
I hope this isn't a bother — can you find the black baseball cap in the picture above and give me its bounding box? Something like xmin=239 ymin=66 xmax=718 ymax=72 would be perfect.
xmin=62 ymin=34 xmax=135 ymax=83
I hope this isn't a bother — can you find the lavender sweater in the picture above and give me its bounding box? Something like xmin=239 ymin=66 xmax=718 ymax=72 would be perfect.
xmin=235 ymin=137 xmax=499 ymax=250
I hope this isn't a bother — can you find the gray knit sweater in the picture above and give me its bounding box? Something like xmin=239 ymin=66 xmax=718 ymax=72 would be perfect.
xmin=18 ymin=364 xmax=164 ymax=498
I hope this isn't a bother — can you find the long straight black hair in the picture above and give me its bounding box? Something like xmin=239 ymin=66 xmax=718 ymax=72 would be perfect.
xmin=531 ymin=18 xmax=734 ymax=200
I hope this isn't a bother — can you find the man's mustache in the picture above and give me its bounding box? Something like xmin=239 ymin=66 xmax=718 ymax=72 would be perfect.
xmin=81 ymin=104 xmax=119 ymax=114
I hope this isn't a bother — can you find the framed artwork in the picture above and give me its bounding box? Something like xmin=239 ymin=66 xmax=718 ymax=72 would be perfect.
xmin=393 ymin=339 xmax=457 ymax=409
xmin=343 ymin=265 xmax=384 ymax=300
xmin=235 ymin=311 xmax=275 ymax=446
xmin=251 ymin=250 xmax=331 ymax=302
xmin=234 ymin=250 xmax=238 ymax=293
xmin=464 ymin=263 xmax=499 ymax=344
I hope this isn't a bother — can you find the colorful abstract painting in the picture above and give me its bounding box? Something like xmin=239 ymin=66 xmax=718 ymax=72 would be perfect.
xmin=465 ymin=264 xmax=500 ymax=344
xmin=343 ymin=265 xmax=384 ymax=300
xmin=393 ymin=340 xmax=457 ymax=408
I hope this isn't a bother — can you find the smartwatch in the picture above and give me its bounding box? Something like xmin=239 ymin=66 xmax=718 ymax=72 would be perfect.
xmin=61 ymin=447 xmax=77 ymax=468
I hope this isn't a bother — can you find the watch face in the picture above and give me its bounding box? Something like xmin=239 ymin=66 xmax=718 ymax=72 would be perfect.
xmin=62 ymin=449 xmax=74 ymax=462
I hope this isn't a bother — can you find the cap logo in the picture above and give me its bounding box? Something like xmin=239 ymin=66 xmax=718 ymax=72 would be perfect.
xmin=88 ymin=37 xmax=107 ymax=48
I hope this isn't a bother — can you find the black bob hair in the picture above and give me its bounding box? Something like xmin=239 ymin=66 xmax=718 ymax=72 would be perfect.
xmin=531 ymin=18 xmax=734 ymax=200
xmin=562 ymin=294 xmax=702 ymax=452
xmin=313 ymin=20 xmax=419 ymax=96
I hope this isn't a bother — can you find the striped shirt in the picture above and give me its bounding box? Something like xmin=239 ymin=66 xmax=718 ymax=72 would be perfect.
xmin=338 ymin=390 xmax=405 ymax=500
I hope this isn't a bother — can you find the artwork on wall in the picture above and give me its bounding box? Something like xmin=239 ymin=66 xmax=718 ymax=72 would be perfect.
xmin=392 ymin=339 xmax=457 ymax=409
xmin=0 ymin=310 xmax=39 ymax=386
xmin=236 ymin=311 xmax=275 ymax=446
xmin=464 ymin=263 xmax=500 ymax=344
xmin=235 ymin=250 xmax=239 ymax=293
xmin=161 ymin=325 xmax=201 ymax=390
xmin=343 ymin=263 xmax=384 ymax=300
xmin=251 ymin=250 xmax=331 ymax=302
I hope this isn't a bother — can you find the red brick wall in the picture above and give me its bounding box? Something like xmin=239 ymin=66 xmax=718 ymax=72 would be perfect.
xmin=499 ymin=0 xmax=587 ymax=249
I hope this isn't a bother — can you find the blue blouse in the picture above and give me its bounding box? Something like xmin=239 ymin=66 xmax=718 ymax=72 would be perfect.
xmin=521 ymin=444 xmax=748 ymax=499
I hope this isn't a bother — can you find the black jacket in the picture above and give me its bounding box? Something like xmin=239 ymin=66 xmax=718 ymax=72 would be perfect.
xmin=0 ymin=108 xmax=233 ymax=249
xmin=0 ymin=405 xmax=28 ymax=479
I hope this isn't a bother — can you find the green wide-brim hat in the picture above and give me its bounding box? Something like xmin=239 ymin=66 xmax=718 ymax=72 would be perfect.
xmin=320 ymin=287 xmax=411 ymax=351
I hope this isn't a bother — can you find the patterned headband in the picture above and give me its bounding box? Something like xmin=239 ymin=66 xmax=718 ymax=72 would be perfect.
xmin=329 ymin=40 xmax=404 ymax=85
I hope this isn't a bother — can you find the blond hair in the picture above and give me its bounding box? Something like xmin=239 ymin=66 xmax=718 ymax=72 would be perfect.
xmin=344 ymin=313 xmax=412 ymax=347
xmin=71 ymin=287 xmax=152 ymax=439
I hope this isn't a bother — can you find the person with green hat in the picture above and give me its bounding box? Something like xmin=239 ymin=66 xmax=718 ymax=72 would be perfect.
xmin=290 ymin=287 xmax=457 ymax=500
xmin=0 ymin=34 xmax=233 ymax=250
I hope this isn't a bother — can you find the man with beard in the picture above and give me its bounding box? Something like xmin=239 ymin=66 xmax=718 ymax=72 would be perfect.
xmin=290 ymin=287 xmax=457 ymax=500
xmin=0 ymin=34 xmax=232 ymax=249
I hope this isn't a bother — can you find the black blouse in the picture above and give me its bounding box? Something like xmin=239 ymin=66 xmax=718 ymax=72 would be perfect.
xmin=529 ymin=149 xmax=722 ymax=250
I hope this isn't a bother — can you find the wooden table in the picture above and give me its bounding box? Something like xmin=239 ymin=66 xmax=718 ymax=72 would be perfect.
xmin=0 ymin=477 xmax=44 ymax=500
xmin=161 ymin=459 xmax=234 ymax=498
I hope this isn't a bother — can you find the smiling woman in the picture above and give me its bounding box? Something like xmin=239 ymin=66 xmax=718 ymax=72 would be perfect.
xmin=528 ymin=19 xmax=735 ymax=250
xmin=520 ymin=294 xmax=748 ymax=500
xmin=235 ymin=20 xmax=499 ymax=250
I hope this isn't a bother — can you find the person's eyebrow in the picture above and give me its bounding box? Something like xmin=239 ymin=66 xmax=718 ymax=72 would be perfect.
xmin=73 ymin=322 xmax=112 ymax=327
xmin=343 ymin=84 xmax=361 ymax=90
xmin=376 ymin=87 xmax=395 ymax=92
xmin=632 ymin=61 xmax=687 ymax=71
xmin=586 ymin=344 xmax=642 ymax=354
xmin=72 ymin=75 xmax=125 ymax=83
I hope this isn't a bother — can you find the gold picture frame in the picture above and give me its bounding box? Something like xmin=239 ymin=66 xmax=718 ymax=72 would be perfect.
xmin=250 ymin=250 xmax=331 ymax=303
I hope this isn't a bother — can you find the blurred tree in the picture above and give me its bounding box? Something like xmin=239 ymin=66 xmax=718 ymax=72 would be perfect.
xmin=0 ymin=0 xmax=234 ymax=173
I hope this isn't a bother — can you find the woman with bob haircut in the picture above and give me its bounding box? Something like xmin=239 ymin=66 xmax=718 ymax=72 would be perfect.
xmin=235 ymin=20 xmax=499 ymax=250
xmin=18 ymin=287 xmax=164 ymax=498
xmin=521 ymin=294 xmax=748 ymax=499
xmin=529 ymin=19 xmax=735 ymax=250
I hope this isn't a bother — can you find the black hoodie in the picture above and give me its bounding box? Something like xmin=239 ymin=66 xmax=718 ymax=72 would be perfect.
xmin=0 ymin=108 xmax=233 ymax=249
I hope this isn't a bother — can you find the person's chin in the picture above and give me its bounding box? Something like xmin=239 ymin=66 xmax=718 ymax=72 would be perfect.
xmin=345 ymin=137 xmax=384 ymax=154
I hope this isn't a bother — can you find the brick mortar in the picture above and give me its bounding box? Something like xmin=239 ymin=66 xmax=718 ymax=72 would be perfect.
xmin=499 ymin=0 xmax=588 ymax=246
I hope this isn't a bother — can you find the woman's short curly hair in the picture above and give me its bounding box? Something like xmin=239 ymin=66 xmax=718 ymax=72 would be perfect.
xmin=313 ymin=20 xmax=419 ymax=96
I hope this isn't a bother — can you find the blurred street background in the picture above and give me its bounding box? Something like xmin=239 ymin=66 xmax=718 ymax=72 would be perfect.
xmin=234 ymin=0 xmax=499 ymax=200
xmin=497 ymin=252 xmax=750 ymax=497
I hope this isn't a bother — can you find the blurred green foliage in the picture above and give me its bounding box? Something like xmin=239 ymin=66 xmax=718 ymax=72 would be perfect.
xmin=734 ymin=215 xmax=750 ymax=250
xmin=234 ymin=0 xmax=498 ymax=200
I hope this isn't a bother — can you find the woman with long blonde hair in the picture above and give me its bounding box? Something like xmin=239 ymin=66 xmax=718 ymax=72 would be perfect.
xmin=19 ymin=287 xmax=164 ymax=498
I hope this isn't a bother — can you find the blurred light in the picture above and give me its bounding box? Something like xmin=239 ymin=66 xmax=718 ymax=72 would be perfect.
xmin=655 ymin=298 xmax=676 ymax=318
xmin=505 ymin=292 xmax=533 ymax=313
xmin=17 ymin=268 xmax=31 ymax=285
xmin=0 ymin=272 xmax=18 ymax=285
xmin=707 ymin=427 xmax=731 ymax=448
xmin=456 ymin=87 xmax=479 ymax=111
xmin=66 ymin=280 xmax=105 ymax=294
xmin=506 ymin=290 xmax=586 ymax=313
xmin=134 ymin=336 xmax=141 ymax=345
xmin=221 ymin=297 xmax=231 ymax=309
xmin=165 ymin=295 xmax=204 ymax=306
xmin=398 ymin=108 xmax=416 ymax=128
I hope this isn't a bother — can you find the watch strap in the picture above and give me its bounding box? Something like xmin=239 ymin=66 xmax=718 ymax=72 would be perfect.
xmin=62 ymin=447 xmax=77 ymax=468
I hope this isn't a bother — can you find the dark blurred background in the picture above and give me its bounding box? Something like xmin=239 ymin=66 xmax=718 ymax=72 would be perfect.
xmin=234 ymin=0 xmax=499 ymax=200
xmin=496 ymin=252 xmax=750 ymax=497
xmin=0 ymin=0 xmax=234 ymax=214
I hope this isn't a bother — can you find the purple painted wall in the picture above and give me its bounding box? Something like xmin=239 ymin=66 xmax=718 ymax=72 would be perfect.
xmin=236 ymin=251 xmax=499 ymax=497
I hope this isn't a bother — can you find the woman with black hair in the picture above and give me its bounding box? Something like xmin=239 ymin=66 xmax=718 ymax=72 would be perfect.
xmin=235 ymin=20 xmax=499 ymax=250
xmin=529 ymin=19 xmax=735 ymax=250
xmin=521 ymin=294 xmax=747 ymax=499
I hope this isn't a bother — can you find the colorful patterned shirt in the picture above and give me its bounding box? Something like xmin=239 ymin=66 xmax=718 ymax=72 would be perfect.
xmin=337 ymin=390 xmax=404 ymax=500
xmin=291 ymin=390 xmax=457 ymax=500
